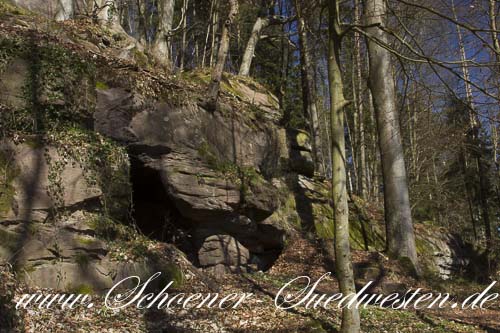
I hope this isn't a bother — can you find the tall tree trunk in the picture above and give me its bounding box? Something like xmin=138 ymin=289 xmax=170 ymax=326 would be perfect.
xmin=345 ymin=106 xmax=358 ymax=193
xmin=365 ymin=0 xmax=420 ymax=274
xmin=296 ymin=8 xmax=325 ymax=175
xmin=179 ymin=0 xmax=190 ymax=71
xmin=327 ymin=1 xmax=360 ymax=332
xmin=459 ymin=148 xmax=478 ymax=241
xmin=55 ymin=0 xmax=74 ymax=21
xmin=489 ymin=0 xmax=500 ymax=226
xmin=239 ymin=16 xmax=270 ymax=76
xmin=354 ymin=0 xmax=366 ymax=198
xmin=349 ymin=62 xmax=359 ymax=192
xmin=209 ymin=1 xmax=220 ymax=67
xmin=206 ymin=0 xmax=239 ymax=110
xmin=278 ymin=25 xmax=289 ymax=113
xmin=407 ymin=84 xmax=419 ymax=183
xmin=136 ymin=0 xmax=148 ymax=45
xmin=152 ymin=0 xmax=175 ymax=66
xmin=367 ymin=88 xmax=379 ymax=202
xmin=201 ymin=0 xmax=216 ymax=67
xmin=452 ymin=0 xmax=492 ymax=258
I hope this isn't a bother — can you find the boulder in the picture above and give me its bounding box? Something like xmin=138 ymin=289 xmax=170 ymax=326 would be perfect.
xmin=224 ymin=77 xmax=281 ymax=121
xmin=157 ymin=150 xmax=279 ymax=225
xmin=287 ymin=129 xmax=314 ymax=177
xmin=23 ymin=261 xmax=113 ymax=292
xmin=198 ymin=235 xmax=250 ymax=276
xmin=96 ymin=88 xmax=285 ymax=176
xmin=2 ymin=209 xmax=112 ymax=291
xmin=159 ymin=151 xmax=241 ymax=223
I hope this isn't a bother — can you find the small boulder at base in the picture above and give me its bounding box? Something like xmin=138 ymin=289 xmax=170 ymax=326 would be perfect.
xmin=198 ymin=235 xmax=250 ymax=277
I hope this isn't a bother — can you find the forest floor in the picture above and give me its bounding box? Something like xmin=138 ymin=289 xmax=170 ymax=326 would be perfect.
xmin=11 ymin=234 xmax=500 ymax=333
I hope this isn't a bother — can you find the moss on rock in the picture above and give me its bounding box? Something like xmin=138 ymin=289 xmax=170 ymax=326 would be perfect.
xmin=162 ymin=263 xmax=184 ymax=289
xmin=67 ymin=283 xmax=94 ymax=295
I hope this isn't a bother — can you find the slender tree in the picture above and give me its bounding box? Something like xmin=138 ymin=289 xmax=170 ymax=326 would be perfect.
xmin=206 ymin=0 xmax=239 ymax=110
xmin=239 ymin=6 xmax=271 ymax=76
xmin=179 ymin=0 xmax=190 ymax=71
xmin=451 ymin=0 xmax=492 ymax=267
xmin=295 ymin=0 xmax=324 ymax=175
xmin=239 ymin=1 xmax=292 ymax=77
xmin=365 ymin=0 xmax=420 ymax=274
xmin=353 ymin=0 xmax=367 ymax=198
xmin=327 ymin=0 xmax=360 ymax=332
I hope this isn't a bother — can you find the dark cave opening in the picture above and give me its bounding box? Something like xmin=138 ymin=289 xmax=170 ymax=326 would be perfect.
xmin=129 ymin=156 xmax=189 ymax=244
xmin=128 ymin=155 xmax=283 ymax=272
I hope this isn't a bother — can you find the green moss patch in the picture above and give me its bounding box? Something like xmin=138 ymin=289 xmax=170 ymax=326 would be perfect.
xmin=133 ymin=48 xmax=150 ymax=68
xmin=161 ymin=263 xmax=184 ymax=289
xmin=95 ymin=81 xmax=109 ymax=90
xmin=0 ymin=0 xmax=31 ymax=17
xmin=74 ymin=252 xmax=91 ymax=268
xmin=67 ymin=283 xmax=94 ymax=295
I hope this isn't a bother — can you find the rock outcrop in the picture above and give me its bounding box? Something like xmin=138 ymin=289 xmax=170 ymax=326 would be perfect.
xmin=93 ymin=70 xmax=290 ymax=275
xmin=416 ymin=226 xmax=472 ymax=279
xmin=0 ymin=139 xmax=121 ymax=290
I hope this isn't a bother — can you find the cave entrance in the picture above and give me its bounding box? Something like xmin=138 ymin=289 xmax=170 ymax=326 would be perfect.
xmin=129 ymin=156 xmax=186 ymax=244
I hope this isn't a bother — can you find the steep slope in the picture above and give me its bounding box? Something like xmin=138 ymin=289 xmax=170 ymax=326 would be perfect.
xmin=0 ymin=2 xmax=497 ymax=332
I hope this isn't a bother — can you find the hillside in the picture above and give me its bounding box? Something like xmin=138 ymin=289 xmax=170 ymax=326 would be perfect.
xmin=0 ymin=1 xmax=499 ymax=332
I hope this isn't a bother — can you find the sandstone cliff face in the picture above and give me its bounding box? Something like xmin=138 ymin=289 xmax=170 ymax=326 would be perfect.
xmin=0 ymin=12 xmax=311 ymax=286
xmin=93 ymin=79 xmax=290 ymax=275
xmin=0 ymin=5 xmax=474 ymax=291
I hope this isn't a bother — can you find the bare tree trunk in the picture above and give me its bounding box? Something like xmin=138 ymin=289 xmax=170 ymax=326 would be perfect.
xmin=136 ymin=0 xmax=148 ymax=45
xmin=349 ymin=64 xmax=359 ymax=193
xmin=239 ymin=16 xmax=270 ymax=76
xmin=180 ymin=0 xmax=190 ymax=71
xmin=55 ymin=0 xmax=74 ymax=21
xmin=354 ymin=0 xmax=366 ymax=198
xmin=327 ymin=1 xmax=360 ymax=332
xmin=452 ymin=0 xmax=492 ymax=259
xmin=345 ymin=106 xmax=358 ymax=193
xmin=201 ymin=0 xmax=216 ymax=67
xmin=152 ymin=0 xmax=175 ymax=66
xmin=209 ymin=1 xmax=220 ymax=67
xmin=206 ymin=0 xmax=239 ymax=110
xmin=278 ymin=27 xmax=289 ymax=112
xmin=459 ymin=148 xmax=478 ymax=241
xmin=365 ymin=0 xmax=420 ymax=274
xmin=296 ymin=8 xmax=325 ymax=175
xmin=367 ymin=88 xmax=379 ymax=202
xmin=408 ymin=84 xmax=419 ymax=182
xmin=489 ymin=0 xmax=500 ymax=220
